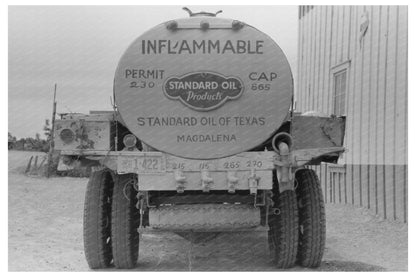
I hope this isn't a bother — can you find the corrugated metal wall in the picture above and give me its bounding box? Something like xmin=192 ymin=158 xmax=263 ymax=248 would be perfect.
xmin=298 ymin=6 xmax=407 ymax=222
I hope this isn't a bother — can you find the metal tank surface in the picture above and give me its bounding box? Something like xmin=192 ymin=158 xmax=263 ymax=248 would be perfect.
xmin=54 ymin=8 xmax=346 ymax=271
xmin=114 ymin=12 xmax=293 ymax=159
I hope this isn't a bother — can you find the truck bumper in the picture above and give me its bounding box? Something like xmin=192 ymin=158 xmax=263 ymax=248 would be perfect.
xmin=60 ymin=146 xmax=344 ymax=192
xmin=116 ymin=151 xmax=275 ymax=192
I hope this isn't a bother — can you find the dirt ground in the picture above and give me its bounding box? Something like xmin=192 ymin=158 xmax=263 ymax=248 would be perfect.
xmin=8 ymin=150 xmax=408 ymax=271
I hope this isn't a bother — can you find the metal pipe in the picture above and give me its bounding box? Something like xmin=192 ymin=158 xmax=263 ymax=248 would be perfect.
xmin=278 ymin=142 xmax=290 ymax=184
xmin=272 ymin=132 xmax=293 ymax=153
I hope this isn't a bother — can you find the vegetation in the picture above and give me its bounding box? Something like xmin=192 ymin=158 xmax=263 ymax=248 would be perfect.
xmin=9 ymin=119 xmax=51 ymax=152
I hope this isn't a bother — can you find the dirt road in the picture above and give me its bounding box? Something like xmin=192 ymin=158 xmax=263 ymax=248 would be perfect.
xmin=8 ymin=151 xmax=407 ymax=271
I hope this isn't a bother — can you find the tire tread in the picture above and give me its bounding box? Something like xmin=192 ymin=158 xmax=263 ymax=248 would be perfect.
xmin=83 ymin=169 xmax=114 ymax=269
xmin=295 ymin=169 xmax=326 ymax=268
xmin=111 ymin=174 xmax=140 ymax=269
xmin=268 ymin=190 xmax=299 ymax=268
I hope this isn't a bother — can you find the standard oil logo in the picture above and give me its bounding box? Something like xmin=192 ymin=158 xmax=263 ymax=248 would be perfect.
xmin=163 ymin=72 xmax=244 ymax=111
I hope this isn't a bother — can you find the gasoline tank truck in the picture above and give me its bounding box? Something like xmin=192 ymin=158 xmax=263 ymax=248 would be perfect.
xmin=54 ymin=8 xmax=345 ymax=269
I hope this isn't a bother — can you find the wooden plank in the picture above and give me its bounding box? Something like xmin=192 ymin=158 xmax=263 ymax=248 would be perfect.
xmin=329 ymin=164 xmax=334 ymax=204
xmin=376 ymin=164 xmax=385 ymax=217
xmin=302 ymin=9 xmax=309 ymax=111
xmin=368 ymin=6 xmax=380 ymax=165
xmin=25 ymin=156 xmax=33 ymax=174
xmin=299 ymin=12 xmax=305 ymax=111
xmin=343 ymin=167 xmax=347 ymax=204
xmin=355 ymin=6 xmax=365 ymax=167
xmin=324 ymin=163 xmax=328 ymax=203
xmin=343 ymin=6 xmax=355 ymax=165
xmin=384 ymin=165 xmax=395 ymax=220
xmin=334 ymin=6 xmax=341 ymax=66
xmin=359 ymin=166 xmax=363 ymax=207
xmin=345 ymin=164 xmax=352 ymax=204
xmin=350 ymin=6 xmax=362 ymax=166
xmin=336 ymin=170 xmax=341 ymax=203
xmin=319 ymin=165 xmax=325 ymax=203
xmin=374 ymin=6 xmax=383 ymax=167
xmin=376 ymin=6 xmax=388 ymax=166
xmin=298 ymin=15 xmax=303 ymax=111
xmin=395 ymin=6 xmax=407 ymax=166
xmin=321 ymin=6 xmax=329 ymax=114
xmin=338 ymin=172 xmax=343 ymax=203
xmin=403 ymin=6 xmax=408 ymax=169
xmin=298 ymin=15 xmax=302 ymax=111
xmin=360 ymin=165 xmax=369 ymax=209
xmin=404 ymin=165 xmax=407 ymax=223
xmin=353 ymin=164 xmax=361 ymax=206
xmin=350 ymin=164 xmax=355 ymax=205
xmin=324 ymin=6 xmax=334 ymax=115
xmin=342 ymin=6 xmax=350 ymax=61
xmin=330 ymin=169 xmax=336 ymax=203
xmin=394 ymin=165 xmax=405 ymax=222
xmin=314 ymin=6 xmax=322 ymax=111
xmin=316 ymin=6 xmax=323 ymax=112
xmin=333 ymin=171 xmax=337 ymax=204
xmin=310 ymin=7 xmax=318 ymax=110
xmin=369 ymin=164 xmax=377 ymax=214
xmin=297 ymin=8 xmax=303 ymax=109
xmin=339 ymin=6 xmax=346 ymax=62
xmin=317 ymin=6 xmax=325 ymax=112
xmin=319 ymin=163 xmax=323 ymax=183
xmin=346 ymin=5 xmax=353 ymax=60
xmin=301 ymin=13 xmax=308 ymax=112
xmin=306 ymin=8 xmax=314 ymax=111
xmin=360 ymin=6 xmax=372 ymax=166
xmin=385 ymin=6 xmax=398 ymax=167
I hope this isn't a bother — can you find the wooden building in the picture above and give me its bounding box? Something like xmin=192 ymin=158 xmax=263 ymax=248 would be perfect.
xmin=297 ymin=6 xmax=408 ymax=222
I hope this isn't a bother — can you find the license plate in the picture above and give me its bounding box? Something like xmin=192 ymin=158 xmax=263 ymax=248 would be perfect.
xmin=118 ymin=155 xmax=165 ymax=174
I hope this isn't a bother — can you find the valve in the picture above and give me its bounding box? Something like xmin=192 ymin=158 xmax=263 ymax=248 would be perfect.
xmin=166 ymin=20 xmax=178 ymax=31
xmin=248 ymin=168 xmax=260 ymax=195
xmin=227 ymin=171 xmax=239 ymax=193
xmin=174 ymin=170 xmax=187 ymax=193
xmin=232 ymin=20 xmax=244 ymax=30
xmin=200 ymin=20 xmax=210 ymax=31
xmin=201 ymin=170 xmax=213 ymax=192
xmin=274 ymin=141 xmax=294 ymax=192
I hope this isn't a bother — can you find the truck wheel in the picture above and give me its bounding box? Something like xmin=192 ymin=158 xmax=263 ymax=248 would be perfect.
xmin=268 ymin=189 xmax=298 ymax=268
xmin=295 ymin=169 xmax=326 ymax=268
xmin=83 ymin=168 xmax=114 ymax=269
xmin=111 ymin=173 xmax=140 ymax=269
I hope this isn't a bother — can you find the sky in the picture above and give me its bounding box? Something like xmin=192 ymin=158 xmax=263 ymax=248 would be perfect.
xmin=8 ymin=5 xmax=298 ymax=139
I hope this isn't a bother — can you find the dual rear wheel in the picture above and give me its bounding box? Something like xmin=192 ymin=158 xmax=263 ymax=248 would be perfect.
xmin=83 ymin=168 xmax=325 ymax=270
xmin=268 ymin=168 xmax=326 ymax=268
xmin=83 ymin=169 xmax=139 ymax=269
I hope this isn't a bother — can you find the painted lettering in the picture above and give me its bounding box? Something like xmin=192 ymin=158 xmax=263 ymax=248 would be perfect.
xmin=141 ymin=40 xmax=264 ymax=55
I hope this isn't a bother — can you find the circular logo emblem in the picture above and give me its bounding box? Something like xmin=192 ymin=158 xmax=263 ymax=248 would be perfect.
xmin=163 ymin=71 xmax=244 ymax=111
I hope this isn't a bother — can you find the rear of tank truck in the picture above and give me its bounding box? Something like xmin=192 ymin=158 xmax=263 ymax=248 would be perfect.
xmin=54 ymin=8 xmax=345 ymax=269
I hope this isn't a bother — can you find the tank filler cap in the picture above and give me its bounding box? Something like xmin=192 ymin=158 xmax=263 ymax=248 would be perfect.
xmin=183 ymin=7 xmax=223 ymax=17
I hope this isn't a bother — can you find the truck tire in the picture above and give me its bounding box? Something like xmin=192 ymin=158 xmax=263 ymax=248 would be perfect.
xmin=83 ymin=168 xmax=114 ymax=269
xmin=268 ymin=189 xmax=298 ymax=268
xmin=295 ymin=168 xmax=326 ymax=268
xmin=111 ymin=173 xmax=140 ymax=269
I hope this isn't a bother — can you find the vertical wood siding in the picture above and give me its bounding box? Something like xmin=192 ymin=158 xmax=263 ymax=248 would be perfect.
xmin=299 ymin=6 xmax=407 ymax=222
